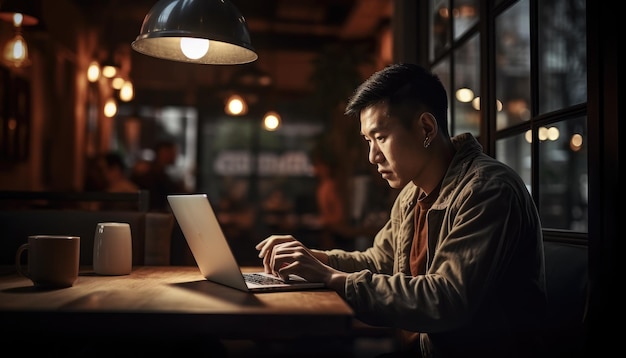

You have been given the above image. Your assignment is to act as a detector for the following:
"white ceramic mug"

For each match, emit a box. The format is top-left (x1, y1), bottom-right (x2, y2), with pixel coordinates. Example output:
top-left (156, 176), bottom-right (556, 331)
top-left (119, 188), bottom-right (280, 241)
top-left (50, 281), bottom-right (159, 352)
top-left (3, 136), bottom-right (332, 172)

top-left (15, 235), bottom-right (81, 289)
top-left (93, 222), bottom-right (132, 275)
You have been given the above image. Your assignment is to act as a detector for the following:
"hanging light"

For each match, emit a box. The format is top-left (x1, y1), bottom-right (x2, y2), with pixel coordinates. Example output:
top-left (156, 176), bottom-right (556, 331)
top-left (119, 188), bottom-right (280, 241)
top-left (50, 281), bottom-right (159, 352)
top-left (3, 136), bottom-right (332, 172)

top-left (263, 111), bottom-right (281, 131)
top-left (0, 0), bottom-right (40, 26)
top-left (2, 15), bottom-right (29, 67)
top-left (2, 28), bottom-right (29, 67)
top-left (131, 0), bottom-right (258, 65)
top-left (104, 98), bottom-right (118, 118)
top-left (87, 61), bottom-right (101, 82)
top-left (0, 0), bottom-right (41, 68)
top-left (101, 60), bottom-right (119, 79)
top-left (111, 76), bottom-right (125, 90)
top-left (225, 94), bottom-right (247, 116)
top-left (119, 81), bottom-right (134, 102)
top-left (101, 50), bottom-right (121, 79)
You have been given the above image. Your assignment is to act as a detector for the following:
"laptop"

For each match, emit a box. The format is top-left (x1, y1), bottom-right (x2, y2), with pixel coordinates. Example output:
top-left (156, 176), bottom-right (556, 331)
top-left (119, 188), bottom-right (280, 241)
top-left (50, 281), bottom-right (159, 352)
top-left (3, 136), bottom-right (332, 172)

top-left (167, 194), bottom-right (325, 292)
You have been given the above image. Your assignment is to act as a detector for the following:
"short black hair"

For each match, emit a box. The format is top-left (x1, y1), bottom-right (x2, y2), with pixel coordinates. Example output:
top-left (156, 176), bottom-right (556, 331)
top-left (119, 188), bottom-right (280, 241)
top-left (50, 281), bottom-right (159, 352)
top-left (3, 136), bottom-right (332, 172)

top-left (344, 63), bottom-right (449, 135)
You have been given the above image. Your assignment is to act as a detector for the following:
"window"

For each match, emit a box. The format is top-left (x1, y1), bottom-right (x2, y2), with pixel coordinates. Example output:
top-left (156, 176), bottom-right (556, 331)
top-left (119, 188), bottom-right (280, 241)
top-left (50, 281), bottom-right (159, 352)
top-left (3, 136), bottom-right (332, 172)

top-left (427, 0), bottom-right (587, 236)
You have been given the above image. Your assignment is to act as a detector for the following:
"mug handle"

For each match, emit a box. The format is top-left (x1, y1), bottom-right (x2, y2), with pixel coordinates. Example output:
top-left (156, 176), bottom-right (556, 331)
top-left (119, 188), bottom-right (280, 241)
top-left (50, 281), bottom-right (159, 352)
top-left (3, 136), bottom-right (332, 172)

top-left (15, 243), bottom-right (31, 279)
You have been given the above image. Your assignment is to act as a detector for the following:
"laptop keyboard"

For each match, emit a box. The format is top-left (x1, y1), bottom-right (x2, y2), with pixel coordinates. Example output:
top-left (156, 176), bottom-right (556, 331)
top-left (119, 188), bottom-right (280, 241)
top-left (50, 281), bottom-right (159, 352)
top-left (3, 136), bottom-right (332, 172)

top-left (244, 273), bottom-right (285, 285)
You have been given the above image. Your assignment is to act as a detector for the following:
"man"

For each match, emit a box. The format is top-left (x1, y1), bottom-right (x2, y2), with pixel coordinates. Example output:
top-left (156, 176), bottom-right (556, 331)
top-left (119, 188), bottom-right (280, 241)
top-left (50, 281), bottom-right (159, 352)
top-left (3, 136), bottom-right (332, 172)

top-left (256, 63), bottom-right (547, 357)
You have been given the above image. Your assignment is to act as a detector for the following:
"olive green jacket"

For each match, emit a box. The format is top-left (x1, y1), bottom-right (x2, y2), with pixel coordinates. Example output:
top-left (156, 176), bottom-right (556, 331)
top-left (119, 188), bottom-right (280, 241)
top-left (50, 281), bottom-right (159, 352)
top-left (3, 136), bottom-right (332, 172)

top-left (319, 133), bottom-right (547, 357)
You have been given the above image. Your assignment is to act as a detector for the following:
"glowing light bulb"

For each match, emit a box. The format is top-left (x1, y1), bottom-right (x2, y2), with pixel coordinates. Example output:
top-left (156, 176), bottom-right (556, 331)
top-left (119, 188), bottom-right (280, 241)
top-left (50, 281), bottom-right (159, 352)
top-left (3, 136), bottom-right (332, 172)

top-left (104, 99), bottom-right (118, 118)
top-left (102, 64), bottom-right (117, 78)
top-left (263, 111), bottom-right (281, 131)
top-left (12, 13), bottom-right (23, 27)
top-left (3, 33), bottom-right (27, 63)
top-left (112, 77), bottom-right (125, 89)
top-left (87, 61), bottom-right (100, 82)
top-left (225, 95), bottom-right (247, 116)
top-left (180, 37), bottom-right (209, 60)
top-left (120, 81), bottom-right (134, 102)
top-left (455, 87), bottom-right (474, 103)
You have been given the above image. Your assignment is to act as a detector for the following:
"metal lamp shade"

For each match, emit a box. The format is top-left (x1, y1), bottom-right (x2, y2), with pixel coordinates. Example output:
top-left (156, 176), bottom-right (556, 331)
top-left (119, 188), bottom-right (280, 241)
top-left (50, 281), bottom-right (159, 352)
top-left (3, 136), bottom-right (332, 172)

top-left (131, 0), bottom-right (258, 65)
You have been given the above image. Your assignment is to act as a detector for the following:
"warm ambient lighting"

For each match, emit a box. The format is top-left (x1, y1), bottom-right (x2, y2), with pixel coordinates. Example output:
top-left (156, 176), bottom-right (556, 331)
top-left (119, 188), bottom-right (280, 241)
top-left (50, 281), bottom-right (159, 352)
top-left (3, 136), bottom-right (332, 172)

top-left (101, 50), bottom-right (121, 79)
top-left (180, 37), bottom-right (210, 59)
top-left (471, 97), bottom-right (503, 112)
top-left (111, 77), bottom-right (125, 90)
top-left (570, 133), bottom-right (583, 152)
top-left (455, 87), bottom-right (474, 103)
top-left (119, 81), bottom-right (134, 102)
top-left (263, 111), bottom-right (281, 131)
top-left (104, 99), bottom-right (118, 118)
top-left (101, 63), bottom-right (118, 79)
top-left (225, 94), bottom-right (247, 116)
top-left (0, 0), bottom-right (41, 68)
top-left (1, 13), bottom-right (29, 67)
top-left (87, 61), bottom-right (100, 82)
top-left (0, 0), bottom-right (40, 26)
top-left (131, 0), bottom-right (258, 65)
top-left (525, 127), bottom-right (562, 143)
top-left (2, 30), bottom-right (28, 67)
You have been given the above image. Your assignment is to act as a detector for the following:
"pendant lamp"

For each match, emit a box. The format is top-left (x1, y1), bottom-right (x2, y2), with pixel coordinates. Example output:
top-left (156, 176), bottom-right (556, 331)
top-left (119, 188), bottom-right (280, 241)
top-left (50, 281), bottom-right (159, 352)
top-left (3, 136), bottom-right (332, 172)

top-left (0, 0), bottom-right (41, 67)
top-left (0, 0), bottom-right (40, 26)
top-left (131, 0), bottom-right (258, 65)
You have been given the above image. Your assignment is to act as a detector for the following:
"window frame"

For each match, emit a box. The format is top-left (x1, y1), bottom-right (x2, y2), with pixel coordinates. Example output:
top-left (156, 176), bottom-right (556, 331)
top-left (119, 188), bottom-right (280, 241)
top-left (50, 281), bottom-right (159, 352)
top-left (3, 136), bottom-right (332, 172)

top-left (423, 0), bottom-right (588, 243)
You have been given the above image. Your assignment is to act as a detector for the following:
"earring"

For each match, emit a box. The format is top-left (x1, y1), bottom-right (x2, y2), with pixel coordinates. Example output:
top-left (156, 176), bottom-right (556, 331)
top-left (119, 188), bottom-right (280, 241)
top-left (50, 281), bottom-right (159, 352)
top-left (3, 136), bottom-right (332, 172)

top-left (423, 136), bottom-right (430, 148)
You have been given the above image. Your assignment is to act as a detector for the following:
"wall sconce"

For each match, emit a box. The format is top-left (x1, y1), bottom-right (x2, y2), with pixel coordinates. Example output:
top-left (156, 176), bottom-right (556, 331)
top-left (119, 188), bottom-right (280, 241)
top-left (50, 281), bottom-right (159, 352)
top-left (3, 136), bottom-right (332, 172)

top-left (131, 0), bottom-right (257, 64)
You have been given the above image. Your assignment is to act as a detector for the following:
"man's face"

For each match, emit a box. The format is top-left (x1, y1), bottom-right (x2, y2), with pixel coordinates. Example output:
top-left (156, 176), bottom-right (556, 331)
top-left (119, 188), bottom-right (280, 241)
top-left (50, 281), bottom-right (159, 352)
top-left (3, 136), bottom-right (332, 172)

top-left (360, 102), bottom-right (425, 189)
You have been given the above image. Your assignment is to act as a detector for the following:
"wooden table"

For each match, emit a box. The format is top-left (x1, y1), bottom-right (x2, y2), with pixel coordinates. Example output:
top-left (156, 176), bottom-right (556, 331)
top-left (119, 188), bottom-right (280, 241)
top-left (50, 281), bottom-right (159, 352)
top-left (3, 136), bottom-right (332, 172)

top-left (0, 265), bottom-right (354, 341)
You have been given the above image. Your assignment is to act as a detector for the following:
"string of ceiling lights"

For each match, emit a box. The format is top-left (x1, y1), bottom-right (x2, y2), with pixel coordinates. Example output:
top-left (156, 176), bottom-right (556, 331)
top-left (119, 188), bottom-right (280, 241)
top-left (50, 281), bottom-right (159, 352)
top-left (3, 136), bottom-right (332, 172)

top-left (0, 0), bottom-right (134, 119)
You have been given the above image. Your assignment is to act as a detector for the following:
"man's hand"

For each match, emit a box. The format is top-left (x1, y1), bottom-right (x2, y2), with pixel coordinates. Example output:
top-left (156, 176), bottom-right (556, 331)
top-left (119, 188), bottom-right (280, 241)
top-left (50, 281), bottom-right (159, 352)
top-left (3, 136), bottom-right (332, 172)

top-left (255, 235), bottom-right (347, 293)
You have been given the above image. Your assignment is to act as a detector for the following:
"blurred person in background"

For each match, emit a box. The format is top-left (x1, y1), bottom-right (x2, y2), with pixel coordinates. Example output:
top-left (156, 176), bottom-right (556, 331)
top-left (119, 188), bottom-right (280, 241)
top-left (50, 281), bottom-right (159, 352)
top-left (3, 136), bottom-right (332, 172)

top-left (83, 152), bottom-right (140, 211)
top-left (310, 151), bottom-right (352, 250)
top-left (100, 152), bottom-right (139, 194)
top-left (133, 140), bottom-right (188, 212)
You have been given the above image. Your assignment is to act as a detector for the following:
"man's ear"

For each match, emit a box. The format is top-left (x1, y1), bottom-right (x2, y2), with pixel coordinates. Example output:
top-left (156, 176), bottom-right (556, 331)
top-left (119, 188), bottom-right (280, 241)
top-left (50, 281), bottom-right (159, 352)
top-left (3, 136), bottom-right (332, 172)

top-left (418, 112), bottom-right (438, 139)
